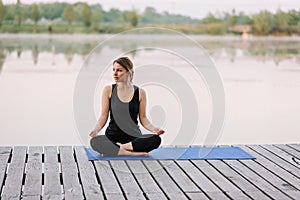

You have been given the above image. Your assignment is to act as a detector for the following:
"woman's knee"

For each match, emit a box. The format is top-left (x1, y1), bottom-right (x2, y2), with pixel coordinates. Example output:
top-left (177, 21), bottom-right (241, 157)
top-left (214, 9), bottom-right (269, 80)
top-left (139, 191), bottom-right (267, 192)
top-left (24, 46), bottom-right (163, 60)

top-left (152, 135), bottom-right (161, 148)
top-left (90, 135), bottom-right (106, 148)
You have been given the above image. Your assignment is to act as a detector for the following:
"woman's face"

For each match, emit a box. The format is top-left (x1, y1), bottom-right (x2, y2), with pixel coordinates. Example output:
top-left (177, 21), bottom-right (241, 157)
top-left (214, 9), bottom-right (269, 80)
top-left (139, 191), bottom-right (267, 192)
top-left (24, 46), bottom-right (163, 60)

top-left (113, 62), bottom-right (128, 83)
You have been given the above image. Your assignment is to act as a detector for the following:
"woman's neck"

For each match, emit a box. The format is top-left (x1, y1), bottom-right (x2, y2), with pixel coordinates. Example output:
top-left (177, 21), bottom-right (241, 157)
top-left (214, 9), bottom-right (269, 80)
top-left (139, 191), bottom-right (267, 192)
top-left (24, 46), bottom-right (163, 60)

top-left (117, 82), bottom-right (132, 89)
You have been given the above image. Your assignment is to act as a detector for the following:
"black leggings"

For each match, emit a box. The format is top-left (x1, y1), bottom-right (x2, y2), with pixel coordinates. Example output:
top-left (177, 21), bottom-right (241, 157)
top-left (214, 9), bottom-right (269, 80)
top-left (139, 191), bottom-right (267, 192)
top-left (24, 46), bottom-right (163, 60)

top-left (90, 134), bottom-right (161, 156)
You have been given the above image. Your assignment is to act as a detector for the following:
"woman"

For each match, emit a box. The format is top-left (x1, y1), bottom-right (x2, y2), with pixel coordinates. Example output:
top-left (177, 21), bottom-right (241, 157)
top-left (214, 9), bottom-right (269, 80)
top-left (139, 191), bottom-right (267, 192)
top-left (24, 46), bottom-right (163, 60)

top-left (89, 57), bottom-right (165, 156)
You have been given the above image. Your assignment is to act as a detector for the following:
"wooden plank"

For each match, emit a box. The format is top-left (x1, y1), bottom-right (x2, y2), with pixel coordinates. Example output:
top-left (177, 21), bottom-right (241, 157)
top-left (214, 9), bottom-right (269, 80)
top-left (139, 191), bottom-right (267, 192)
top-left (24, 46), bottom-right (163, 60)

top-left (22, 146), bottom-right (43, 199)
top-left (247, 146), bottom-right (300, 187)
top-left (176, 160), bottom-right (229, 199)
top-left (191, 160), bottom-right (249, 199)
top-left (225, 159), bottom-right (292, 200)
top-left (145, 192), bottom-right (169, 200)
top-left (186, 192), bottom-right (209, 200)
top-left (278, 144), bottom-right (300, 174)
top-left (276, 144), bottom-right (300, 159)
top-left (109, 160), bottom-right (144, 199)
top-left (93, 160), bottom-right (123, 196)
top-left (208, 160), bottom-right (268, 199)
top-left (59, 146), bottom-right (84, 200)
top-left (253, 145), bottom-right (300, 178)
top-left (1, 146), bottom-right (27, 200)
top-left (143, 160), bottom-right (188, 199)
top-left (159, 160), bottom-right (200, 193)
top-left (0, 147), bottom-right (12, 195)
top-left (44, 146), bottom-right (63, 200)
top-left (226, 192), bottom-right (251, 199)
top-left (242, 145), bottom-right (300, 199)
top-left (22, 196), bottom-right (40, 200)
top-left (231, 146), bottom-right (296, 199)
top-left (126, 160), bottom-right (167, 199)
top-left (288, 144), bottom-right (300, 152)
top-left (4, 144), bottom-right (300, 200)
top-left (284, 190), bottom-right (300, 199)
top-left (206, 192), bottom-right (231, 199)
top-left (126, 193), bottom-right (146, 200)
top-left (105, 193), bottom-right (126, 200)
top-left (245, 191), bottom-right (277, 200)
top-left (74, 146), bottom-right (103, 200)
top-left (261, 145), bottom-right (300, 173)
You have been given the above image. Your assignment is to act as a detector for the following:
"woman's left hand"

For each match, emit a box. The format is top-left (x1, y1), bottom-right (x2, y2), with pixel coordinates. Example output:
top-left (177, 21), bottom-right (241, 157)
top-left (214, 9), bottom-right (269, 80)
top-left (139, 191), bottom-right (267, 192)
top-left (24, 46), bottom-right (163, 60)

top-left (155, 129), bottom-right (165, 135)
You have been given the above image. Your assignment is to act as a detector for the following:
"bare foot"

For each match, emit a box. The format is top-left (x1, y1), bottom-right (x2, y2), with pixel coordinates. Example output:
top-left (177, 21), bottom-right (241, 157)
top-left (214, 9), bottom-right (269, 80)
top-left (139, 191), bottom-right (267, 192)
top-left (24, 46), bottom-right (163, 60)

top-left (117, 142), bottom-right (133, 151)
top-left (118, 147), bottom-right (149, 157)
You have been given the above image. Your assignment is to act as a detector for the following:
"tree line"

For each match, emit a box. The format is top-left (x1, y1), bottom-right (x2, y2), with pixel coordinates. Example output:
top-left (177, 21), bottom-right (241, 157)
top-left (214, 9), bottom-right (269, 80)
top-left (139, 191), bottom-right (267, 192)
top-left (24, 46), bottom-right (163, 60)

top-left (0, 1), bottom-right (299, 35)
top-left (0, 2), bottom-right (198, 27)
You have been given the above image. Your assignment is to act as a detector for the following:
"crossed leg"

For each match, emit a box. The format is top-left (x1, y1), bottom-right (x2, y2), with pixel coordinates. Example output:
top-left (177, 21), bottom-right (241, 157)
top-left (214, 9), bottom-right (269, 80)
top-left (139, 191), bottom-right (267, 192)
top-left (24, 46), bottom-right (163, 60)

top-left (117, 144), bottom-right (149, 156)
top-left (117, 134), bottom-right (161, 156)
top-left (91, 134), bottom-right (162, 157)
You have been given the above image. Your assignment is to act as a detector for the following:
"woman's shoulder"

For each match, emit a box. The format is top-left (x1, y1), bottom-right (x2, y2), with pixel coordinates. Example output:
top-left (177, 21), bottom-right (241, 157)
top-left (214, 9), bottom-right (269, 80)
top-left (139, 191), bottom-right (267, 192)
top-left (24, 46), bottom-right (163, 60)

top-left (138, 87), bottom-right (145, 93)
top-left (103, 85), bottom-right (113, 97)
top-left (137, 86), bottom-right (146, 100)
top-left (135, 84), bottom-right (144, 92)
top-left (103, 84), bottom-right (112, 91)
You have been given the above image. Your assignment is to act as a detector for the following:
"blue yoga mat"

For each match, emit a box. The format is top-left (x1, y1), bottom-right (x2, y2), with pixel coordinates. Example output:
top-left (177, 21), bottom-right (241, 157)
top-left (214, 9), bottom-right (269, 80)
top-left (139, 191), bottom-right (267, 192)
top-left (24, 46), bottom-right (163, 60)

top-left (85, 146), bottom-right (255, 160)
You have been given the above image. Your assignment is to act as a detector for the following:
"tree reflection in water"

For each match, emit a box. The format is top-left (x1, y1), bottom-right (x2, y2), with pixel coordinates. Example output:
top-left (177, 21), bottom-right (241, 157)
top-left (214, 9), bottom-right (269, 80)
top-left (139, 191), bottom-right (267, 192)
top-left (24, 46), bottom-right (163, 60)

top-left (0, 35), bottom-right (299, 73)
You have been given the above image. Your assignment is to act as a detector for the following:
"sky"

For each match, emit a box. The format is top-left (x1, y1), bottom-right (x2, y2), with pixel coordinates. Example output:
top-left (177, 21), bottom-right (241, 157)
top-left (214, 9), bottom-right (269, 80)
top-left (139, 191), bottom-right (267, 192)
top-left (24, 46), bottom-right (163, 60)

top-left (3, 0), bottom-right (300, 19)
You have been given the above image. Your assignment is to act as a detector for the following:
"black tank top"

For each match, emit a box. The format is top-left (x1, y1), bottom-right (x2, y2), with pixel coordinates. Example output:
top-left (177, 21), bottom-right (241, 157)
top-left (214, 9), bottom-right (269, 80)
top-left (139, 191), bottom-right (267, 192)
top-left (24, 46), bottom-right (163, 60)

top-left (105, 84), bottom-right (142, 138)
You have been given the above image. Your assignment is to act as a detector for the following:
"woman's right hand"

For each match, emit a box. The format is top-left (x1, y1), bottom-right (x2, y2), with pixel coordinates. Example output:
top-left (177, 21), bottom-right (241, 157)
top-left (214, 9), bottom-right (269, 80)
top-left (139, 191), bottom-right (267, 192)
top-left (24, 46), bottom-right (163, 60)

top-left (89, 130), bottom-right (98, 137)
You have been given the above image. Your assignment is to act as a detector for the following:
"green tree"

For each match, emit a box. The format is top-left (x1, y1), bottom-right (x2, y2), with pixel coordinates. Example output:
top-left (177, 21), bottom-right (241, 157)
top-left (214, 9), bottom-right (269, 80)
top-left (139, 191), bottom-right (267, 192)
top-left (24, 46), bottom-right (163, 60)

top-left (224, 9), bottom-right (238, 26)
top-left (123, 9), bottom-right (138, 26)
top-left (91, 9), bottom-right (102, 29)
top-left (39, 3), bottom-right (68, 20)
top-left (102, 8), bottom-right (123, 23)
top-left (274, 9), bottom-right (289, 33)
top-left (3, 6), bottom-right (14, 21)
top-left (16, 0), bottom-right (22, 26)
top-left (287, 10), bottom-right (300, 25)
top-left (141, 7), bottom-right (159, 24)
top-left (81, 3), bottom-right (92, 27)
top-left (205, 23), bottom-right (226, 35)
top-left (252, 10), bottom-right (275, 35)
top-left (287, 10), bottom-right (300, 34)
top-left (201, 12), bottom-right (222, 24)
top-left (236, 12), bottom-right (252, 25)
top-left (0, 0), bottom-right (4, 26)
top-left (297, 22), bottom-right (300, 33)
top-left (63, 5), bottom-right (74, 27)
top-left (72, 3), bottom-right (82, 22)
top-left (31, 3), bottom-right (39, 26)
top-left (0, 42), bottom-right (5, 73)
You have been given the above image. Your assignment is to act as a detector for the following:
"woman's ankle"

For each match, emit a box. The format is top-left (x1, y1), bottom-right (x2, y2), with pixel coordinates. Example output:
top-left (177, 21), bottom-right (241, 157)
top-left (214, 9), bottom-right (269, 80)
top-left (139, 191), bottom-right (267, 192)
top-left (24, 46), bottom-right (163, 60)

top-left (122, 142), bottom-right (133, 151)
top-left (118, 148), bottom-right (149, 156)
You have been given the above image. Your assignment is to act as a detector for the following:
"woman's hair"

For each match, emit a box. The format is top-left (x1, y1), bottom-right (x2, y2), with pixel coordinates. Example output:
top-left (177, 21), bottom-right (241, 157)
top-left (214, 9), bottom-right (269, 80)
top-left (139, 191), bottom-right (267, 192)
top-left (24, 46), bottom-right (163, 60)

top-left (113, 57), bottom-right (134, 82)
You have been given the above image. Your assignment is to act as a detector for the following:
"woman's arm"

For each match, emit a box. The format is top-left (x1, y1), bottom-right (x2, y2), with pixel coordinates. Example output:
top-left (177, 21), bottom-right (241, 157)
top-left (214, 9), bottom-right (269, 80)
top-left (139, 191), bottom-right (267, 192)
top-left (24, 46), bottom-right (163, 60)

top-left (89, 85), bottom-right (111, 137)
top-left (139, 88), bottom-right (165, 135)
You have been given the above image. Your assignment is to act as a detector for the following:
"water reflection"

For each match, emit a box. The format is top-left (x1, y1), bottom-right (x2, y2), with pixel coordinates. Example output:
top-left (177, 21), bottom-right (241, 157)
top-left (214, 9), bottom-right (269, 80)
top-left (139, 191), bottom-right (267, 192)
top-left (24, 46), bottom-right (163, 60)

top-left (0, 35), bottom-right (299, 74)
top-left (0, 42), bottom-right (4, 73)
top-left (64, 45), bottom-right (74, 64)
top-left (1, 35), bottom-right (300, 145)
top-left (32, 44), bottom-right (39, 65)
top-left (202, 39), bottom-right (300, 65)
top-left (17, 44), bottom-right (22, 58)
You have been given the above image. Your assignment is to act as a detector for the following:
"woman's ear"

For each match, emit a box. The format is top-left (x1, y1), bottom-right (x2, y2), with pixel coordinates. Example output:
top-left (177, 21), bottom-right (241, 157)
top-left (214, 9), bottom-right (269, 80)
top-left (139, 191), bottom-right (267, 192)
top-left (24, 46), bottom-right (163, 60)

top-left (126, 71), bottom-right (132, 83)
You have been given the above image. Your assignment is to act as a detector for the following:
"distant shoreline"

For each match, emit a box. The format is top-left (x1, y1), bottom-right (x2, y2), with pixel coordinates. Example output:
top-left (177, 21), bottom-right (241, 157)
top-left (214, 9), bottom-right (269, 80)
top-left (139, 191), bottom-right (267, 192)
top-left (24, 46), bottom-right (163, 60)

top-left (1, 32), bottom-right (300, 41)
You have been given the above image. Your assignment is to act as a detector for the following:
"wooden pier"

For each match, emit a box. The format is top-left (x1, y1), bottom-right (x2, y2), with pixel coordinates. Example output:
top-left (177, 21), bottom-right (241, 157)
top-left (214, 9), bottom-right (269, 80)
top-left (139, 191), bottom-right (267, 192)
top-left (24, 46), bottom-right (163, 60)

top-left (0, 144), bottom-right (299, 199)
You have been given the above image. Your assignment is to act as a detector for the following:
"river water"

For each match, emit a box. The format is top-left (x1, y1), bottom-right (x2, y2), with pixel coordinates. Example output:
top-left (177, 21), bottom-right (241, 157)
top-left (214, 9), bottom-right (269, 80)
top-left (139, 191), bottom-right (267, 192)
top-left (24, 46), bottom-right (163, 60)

top-left (0, 33), bottom-right (299, 146)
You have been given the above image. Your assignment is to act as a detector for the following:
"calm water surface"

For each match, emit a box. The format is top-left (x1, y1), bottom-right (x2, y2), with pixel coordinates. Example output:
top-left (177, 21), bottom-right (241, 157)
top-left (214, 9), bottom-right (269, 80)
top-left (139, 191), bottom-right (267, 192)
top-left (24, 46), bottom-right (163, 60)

top-left (0, 34), bottom-right (299, 146)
